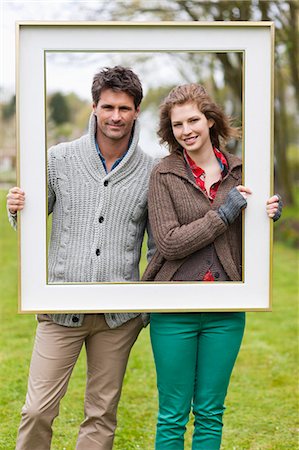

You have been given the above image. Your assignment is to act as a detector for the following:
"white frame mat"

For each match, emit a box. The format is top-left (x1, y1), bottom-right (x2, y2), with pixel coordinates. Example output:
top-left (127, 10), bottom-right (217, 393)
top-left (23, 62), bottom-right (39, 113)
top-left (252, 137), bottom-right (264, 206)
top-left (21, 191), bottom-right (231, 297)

top-left (16, 22), bottom-right (274, 313)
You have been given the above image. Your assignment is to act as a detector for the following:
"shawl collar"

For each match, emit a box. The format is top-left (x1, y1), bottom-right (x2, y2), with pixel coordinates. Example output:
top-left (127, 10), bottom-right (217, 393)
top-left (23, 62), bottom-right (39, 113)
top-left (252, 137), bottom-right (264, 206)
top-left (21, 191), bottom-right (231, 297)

top-left (78, 113), bottom-right (142, 182)
top-left (156, 149), bottom-right (242, 183)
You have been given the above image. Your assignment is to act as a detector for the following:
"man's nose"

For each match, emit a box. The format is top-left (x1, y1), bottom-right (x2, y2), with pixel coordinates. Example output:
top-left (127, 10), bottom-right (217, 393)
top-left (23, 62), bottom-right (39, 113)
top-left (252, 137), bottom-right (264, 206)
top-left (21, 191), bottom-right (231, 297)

top-left (111, 109), bottom-right (121, 121)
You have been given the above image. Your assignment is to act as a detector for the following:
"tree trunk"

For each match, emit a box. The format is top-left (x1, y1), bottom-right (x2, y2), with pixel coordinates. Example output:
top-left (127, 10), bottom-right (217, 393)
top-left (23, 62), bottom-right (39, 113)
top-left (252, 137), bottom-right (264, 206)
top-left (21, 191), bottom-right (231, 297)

top-left (275, 62), bottom-right (294, 204)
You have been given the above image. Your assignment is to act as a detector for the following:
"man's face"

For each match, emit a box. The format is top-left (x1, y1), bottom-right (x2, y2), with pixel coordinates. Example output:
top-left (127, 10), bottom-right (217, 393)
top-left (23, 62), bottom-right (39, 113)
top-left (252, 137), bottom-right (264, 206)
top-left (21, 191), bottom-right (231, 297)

top-left (93, 88), bottom-right (140, 143)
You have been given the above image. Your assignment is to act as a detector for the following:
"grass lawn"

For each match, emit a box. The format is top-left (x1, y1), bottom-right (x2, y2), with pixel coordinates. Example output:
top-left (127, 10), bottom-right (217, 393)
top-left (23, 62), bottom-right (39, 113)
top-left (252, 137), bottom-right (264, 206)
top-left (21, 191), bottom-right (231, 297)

top-left (0, 189), bottom-right (298, 449)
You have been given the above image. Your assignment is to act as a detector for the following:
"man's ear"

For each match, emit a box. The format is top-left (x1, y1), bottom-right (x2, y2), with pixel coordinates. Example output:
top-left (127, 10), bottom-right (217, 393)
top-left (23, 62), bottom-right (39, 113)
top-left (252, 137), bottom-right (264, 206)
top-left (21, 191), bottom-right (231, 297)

top-left (92, 103), bottom-right (97, 113)
top-left (135, 106), bottom-right (140, 119)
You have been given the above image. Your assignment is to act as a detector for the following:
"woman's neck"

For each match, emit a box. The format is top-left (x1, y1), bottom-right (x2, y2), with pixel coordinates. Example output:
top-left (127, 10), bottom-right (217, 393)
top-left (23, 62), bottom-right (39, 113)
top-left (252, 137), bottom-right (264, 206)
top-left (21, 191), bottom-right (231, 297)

top-left (186, 145), bottom-right (216, 171)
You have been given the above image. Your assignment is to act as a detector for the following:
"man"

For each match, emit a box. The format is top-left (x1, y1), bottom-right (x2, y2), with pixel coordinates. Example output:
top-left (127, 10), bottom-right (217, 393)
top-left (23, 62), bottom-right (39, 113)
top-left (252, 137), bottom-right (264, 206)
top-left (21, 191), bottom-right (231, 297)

top-left (7, 66), bottom-right (155, 450)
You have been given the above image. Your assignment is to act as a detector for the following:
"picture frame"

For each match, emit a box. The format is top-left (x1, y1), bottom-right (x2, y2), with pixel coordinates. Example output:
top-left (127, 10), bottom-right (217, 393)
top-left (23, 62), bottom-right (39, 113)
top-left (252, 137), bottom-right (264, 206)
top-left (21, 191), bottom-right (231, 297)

top-left (16, 21), bottom-right (274, 313)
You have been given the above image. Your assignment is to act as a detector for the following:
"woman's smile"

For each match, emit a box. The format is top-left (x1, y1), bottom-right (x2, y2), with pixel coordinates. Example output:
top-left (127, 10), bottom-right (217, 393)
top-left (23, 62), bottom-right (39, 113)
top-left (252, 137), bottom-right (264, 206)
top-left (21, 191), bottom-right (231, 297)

top-left (184, 135), bottom-right (198, 145)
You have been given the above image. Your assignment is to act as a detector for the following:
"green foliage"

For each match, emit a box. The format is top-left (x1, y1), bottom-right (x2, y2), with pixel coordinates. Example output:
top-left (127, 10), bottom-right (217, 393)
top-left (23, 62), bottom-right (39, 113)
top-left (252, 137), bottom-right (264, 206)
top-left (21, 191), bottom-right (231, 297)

top-left (287, 144), bottom-right (299, 188)
top-left (274, 189), bottom-right (299, 248)
top-left (275, 218), bottom-right (299, 248)
top-left (0, 190), bottom-right (298, 449)
top-left (0, 170), bottom-right (16, 185)
top-left (142, 85), bottom-right (176, 111)
top-left (52, 122), bottom-right (74, 141)
top-left (49, 92), bottom-right (71, 125)
top-left (46, 92), bottom-right (90, 147)
top-left (2, 95), bottom-right (16, 121)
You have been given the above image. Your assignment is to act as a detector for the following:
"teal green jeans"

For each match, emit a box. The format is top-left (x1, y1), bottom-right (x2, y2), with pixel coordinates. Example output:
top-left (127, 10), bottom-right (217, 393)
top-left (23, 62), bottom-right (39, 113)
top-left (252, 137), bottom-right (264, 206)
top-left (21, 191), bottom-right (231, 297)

top-left (150, 312), bottom-right (245, 450)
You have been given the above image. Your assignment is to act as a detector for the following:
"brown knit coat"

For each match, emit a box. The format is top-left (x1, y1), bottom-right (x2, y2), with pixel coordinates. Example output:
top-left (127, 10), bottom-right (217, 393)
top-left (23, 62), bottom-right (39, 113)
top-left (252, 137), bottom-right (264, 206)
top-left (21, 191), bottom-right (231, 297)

top-left (142, 149), bottom-right (243, 282)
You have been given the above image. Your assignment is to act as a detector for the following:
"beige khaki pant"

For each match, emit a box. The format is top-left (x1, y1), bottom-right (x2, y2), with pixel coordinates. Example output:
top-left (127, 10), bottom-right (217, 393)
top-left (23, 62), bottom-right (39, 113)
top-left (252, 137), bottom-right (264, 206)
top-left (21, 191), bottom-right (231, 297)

top-left (16, 314), bottom-right (143, 450)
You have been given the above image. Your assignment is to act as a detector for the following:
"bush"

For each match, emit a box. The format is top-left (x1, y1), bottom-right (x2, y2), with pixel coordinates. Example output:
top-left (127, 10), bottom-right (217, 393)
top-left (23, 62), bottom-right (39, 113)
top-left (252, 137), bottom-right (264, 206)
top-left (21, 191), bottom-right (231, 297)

top-left (274, 218), bottom-right (299, 248)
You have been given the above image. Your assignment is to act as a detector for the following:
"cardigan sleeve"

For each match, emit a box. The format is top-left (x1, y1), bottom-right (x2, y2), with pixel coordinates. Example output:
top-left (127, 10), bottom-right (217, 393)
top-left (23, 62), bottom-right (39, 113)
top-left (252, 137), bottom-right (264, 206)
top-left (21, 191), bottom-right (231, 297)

top-left (145, 218), bottom-right (156, 263)
top-left (6, 150), bottom-right (56, 231)
top-left (148, 168), bottom-right (228, 261)
top-left (47, 148), bottom-right (56, 215)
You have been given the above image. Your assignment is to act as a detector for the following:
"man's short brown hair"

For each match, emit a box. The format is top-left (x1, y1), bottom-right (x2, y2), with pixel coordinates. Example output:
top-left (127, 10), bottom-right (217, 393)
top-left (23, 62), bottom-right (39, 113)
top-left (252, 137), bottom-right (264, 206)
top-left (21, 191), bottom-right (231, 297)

top-left (92, 66), bottom-right (143, 109)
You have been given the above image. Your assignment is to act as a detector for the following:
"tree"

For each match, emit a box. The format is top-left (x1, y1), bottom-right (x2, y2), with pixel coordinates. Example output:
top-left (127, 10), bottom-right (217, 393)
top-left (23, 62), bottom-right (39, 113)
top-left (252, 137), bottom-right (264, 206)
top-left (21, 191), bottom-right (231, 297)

top-left (49, 92), bottom-right (70, 125)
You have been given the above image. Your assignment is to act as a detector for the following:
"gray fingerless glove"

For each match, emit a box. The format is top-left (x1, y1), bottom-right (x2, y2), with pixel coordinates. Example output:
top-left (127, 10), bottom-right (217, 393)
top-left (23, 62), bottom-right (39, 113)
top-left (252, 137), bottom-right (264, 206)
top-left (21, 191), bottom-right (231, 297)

top-left (7, 204), bottom-right (17, 231)
top-left (218, 187), bottom-right (247, 225)
top-left (273, 194), bottom-right (283, 222)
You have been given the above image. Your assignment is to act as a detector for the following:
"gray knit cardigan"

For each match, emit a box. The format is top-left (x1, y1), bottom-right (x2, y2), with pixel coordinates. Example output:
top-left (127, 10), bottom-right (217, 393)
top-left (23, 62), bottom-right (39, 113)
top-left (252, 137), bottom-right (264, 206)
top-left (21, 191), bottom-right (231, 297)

top-left (9, 114), bottom-right (155, 328)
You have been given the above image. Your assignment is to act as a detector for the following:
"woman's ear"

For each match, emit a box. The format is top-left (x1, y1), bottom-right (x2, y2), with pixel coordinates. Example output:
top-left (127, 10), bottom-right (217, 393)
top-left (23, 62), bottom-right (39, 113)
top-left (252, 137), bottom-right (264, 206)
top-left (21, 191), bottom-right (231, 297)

top-left (208, 119), bottom-right (215, 128)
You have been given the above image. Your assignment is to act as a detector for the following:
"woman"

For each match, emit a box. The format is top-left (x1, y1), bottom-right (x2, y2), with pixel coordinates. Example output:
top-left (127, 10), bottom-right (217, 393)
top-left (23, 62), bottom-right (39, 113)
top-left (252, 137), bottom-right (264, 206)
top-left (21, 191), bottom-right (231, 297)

top-left (142, 84), bottom-right (281, 449)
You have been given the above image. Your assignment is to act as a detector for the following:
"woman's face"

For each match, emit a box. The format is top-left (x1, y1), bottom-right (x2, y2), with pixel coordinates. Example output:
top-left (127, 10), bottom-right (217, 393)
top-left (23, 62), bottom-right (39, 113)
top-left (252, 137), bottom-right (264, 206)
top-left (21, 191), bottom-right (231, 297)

top-left (170, 102), bottom-right (214, 156)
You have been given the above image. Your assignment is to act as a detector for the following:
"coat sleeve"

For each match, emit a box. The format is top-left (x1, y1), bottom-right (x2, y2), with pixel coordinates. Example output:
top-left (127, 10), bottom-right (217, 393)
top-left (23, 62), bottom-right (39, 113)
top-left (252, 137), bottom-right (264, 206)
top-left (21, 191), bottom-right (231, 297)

top-left (148, 168), bottom-right (228, 261)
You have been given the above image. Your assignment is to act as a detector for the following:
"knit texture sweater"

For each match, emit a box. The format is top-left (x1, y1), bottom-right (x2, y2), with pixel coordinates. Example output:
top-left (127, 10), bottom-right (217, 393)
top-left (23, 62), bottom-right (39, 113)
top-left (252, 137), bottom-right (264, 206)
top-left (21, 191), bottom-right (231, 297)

top-left (9, 114), bottom-right (155, 328)
top-left (142, 149), bottom-right (243, 283)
